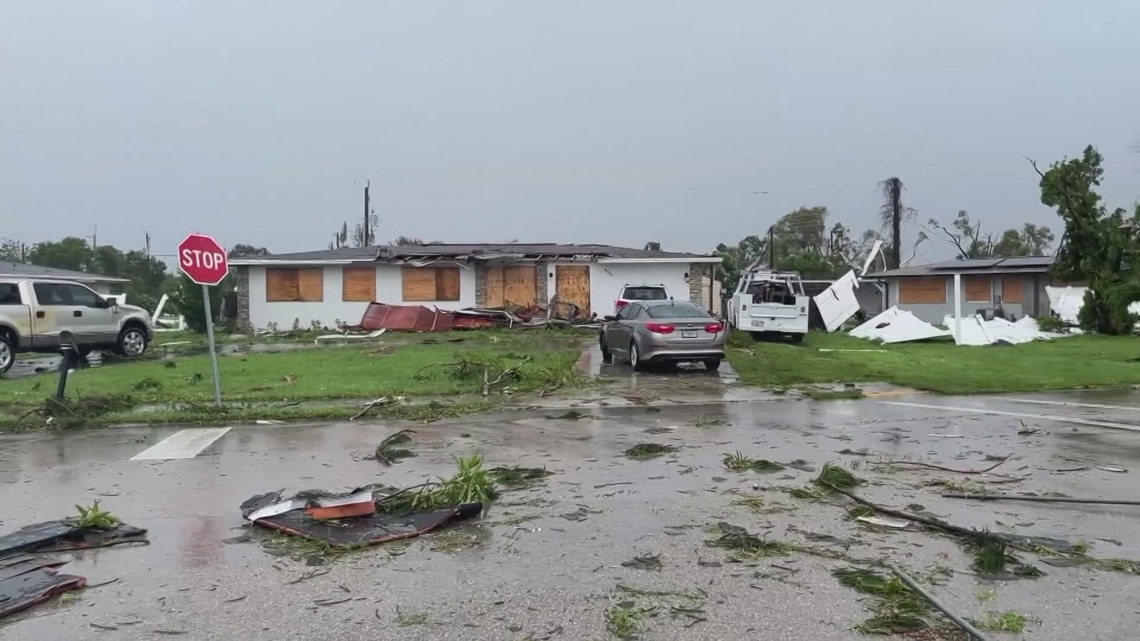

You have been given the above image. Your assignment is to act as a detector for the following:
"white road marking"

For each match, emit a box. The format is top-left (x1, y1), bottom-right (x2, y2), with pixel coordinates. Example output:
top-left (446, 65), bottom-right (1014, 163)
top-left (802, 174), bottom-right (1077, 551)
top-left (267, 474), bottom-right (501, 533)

top-left (130, 427), bottom-right (232, 460)
top-left (996, 397), bottom-right (1140, 412)
top-left (879, 401), bottom-right (1140, 434)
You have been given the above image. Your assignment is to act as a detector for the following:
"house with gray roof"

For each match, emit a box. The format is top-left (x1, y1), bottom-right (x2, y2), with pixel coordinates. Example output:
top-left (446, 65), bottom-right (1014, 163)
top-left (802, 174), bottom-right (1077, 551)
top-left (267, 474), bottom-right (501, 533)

top-left (864, 255), bottom-right (1077, 323)
top-left (228, 243), bottom-right (723, 331)
top-left (0, 262), bottom-right (128, 295)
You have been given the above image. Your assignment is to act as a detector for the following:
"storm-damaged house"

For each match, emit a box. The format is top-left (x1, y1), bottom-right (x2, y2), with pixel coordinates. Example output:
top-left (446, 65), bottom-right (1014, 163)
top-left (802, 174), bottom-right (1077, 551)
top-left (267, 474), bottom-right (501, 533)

top-left (863, 255), bottom-right (1076, 324)
top-left (228, 243), bottom-right (723, 331)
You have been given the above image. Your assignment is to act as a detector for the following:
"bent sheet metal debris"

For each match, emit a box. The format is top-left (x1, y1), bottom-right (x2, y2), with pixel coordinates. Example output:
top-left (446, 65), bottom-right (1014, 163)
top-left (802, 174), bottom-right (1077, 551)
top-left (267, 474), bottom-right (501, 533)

top-left (241, 488), bottom-right (483, 548)
top-left (0, 518), bottom-right (148, 620)
top-left (848, 306), bottom-right (950, 343)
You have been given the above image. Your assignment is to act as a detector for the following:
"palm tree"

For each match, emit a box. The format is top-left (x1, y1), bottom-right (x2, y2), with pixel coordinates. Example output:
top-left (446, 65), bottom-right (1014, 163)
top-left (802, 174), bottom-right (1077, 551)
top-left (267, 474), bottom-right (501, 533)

top-left (878, 177), bottom-right (916, 268)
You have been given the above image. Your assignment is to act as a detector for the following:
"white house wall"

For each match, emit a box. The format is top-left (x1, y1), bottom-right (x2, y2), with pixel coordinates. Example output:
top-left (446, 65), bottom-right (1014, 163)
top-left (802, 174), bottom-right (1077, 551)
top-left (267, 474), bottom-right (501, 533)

top-left (246, 264), bottom-right (477, 330)
top-left (578, 262), bottom-right (692, 316)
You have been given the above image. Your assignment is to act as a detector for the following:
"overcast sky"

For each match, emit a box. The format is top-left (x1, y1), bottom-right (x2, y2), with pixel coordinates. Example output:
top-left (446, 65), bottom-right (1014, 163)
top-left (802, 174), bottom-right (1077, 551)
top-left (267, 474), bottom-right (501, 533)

top-left (3, 1), bottom-right (1138, 261)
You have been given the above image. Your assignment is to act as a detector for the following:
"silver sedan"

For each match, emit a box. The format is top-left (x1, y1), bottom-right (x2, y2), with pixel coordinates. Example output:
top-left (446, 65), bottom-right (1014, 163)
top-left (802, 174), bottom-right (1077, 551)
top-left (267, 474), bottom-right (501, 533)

top-left (599, 299), bottom-right (726, 371)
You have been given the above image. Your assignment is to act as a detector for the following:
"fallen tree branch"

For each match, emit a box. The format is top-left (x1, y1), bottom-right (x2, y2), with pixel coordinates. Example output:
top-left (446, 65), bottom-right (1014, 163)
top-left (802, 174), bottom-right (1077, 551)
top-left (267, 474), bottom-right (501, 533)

top-left (819, 481), bottom-right (984, 540)
top-left (351, 396), bottom-right (393, 421)
top-left (941, 493), bottom-right (1140, 506)
top-left (886, 564), bottom-right (992, 641)
top-left (374, 428), bottom-right (416, 465)
top-left (483, 356), bottom-right (530, 396)
top-left (877, 456), bottom-right (1010, 475)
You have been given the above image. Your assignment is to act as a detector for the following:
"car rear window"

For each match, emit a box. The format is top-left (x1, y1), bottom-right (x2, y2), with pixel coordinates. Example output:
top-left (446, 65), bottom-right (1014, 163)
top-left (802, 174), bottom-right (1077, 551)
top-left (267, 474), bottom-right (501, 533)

top-left (645, 303), bottom-right (709, 319)
top-left (623, 287), bottom-right (667, 301)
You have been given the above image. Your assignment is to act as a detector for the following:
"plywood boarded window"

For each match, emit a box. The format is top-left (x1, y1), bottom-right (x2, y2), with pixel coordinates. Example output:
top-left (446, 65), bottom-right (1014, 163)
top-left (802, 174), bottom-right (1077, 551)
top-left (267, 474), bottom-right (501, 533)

top-left (555, 265), bottom-right (591, 316)
top-left (342, 266), bottom-right (376, 302)
top-left (1001, 276), bottom-right (1024, 304)
top-left (503, 266), bottom-right (536, 307)
top-left (401, 266), bottom-right (461, 302)
top-left (898, 277), bottom-right (946, 304)
top-left (963, 276), bottom-right (991, 302)
top-left (266, 268), bottom-right (324, 302)
top-left (485, 266), bottom-right (505, 307)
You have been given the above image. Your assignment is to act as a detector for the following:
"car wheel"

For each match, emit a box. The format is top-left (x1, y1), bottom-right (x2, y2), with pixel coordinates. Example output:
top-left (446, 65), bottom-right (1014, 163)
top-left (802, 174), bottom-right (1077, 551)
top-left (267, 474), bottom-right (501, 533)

top-left (629, 341), bottom-right (646, 372)
top-left (117, 326), bottom-right (149, 357)
top-left (704, 358), bottom-right (722, 371)
top-left (0, 334), bottom-right (14, 374)
top-left (599, 333), bottom-right (612, 362)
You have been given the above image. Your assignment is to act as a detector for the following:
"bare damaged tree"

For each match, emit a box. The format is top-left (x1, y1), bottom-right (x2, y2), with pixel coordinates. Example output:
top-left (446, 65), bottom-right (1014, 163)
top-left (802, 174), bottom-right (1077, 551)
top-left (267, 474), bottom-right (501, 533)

top-left (928, 210), bottom-right (990, 259)
top-left (877, 177), bottom-right (915, 268)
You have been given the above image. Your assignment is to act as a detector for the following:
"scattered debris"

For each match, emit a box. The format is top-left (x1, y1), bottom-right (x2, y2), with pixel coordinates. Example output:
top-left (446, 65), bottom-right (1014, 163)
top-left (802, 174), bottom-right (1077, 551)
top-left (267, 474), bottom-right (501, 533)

top-left (877, 456), bottom-right (1010, 475)
top-left (351, 396), bottom-right (401, 421)
top-left (854, 515), bottom-right (909, 530)
top-left (814, 270), bottom-right (861, 332)
top-left (940, 493), bottom-right (1140, 506)
top-left (488, 466), bottom-right (553, 488)
top-left (605, 602), bottom-right (645, 639)
top-left (374, 429), bottom-right (417, 465)
top-left (242, 456), bottom-right (496, 551)
top-left (1097, 465), bottom-right (1128, 473)
top-left (693, 415), bottom-right (729, 428)
top-left (624, 443), bottom-right (679, 460)
top-left (722, 452), bottom-right (785, 473)
top-left (705, 522), bottom-right (790, 560)
top-left (849, 306), bottom-right (950, 344)
top-left (970, 611), bottom-right (1028, 633)
top-left (621, 553), bottom-right (664, 571)
top-left (816, 463), bottom-right (863, 489)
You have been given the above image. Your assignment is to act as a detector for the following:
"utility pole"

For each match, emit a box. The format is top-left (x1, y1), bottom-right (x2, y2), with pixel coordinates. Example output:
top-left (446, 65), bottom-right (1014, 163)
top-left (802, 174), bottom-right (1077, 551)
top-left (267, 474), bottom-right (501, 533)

top-left (145, 232), bottom-right (151, 258)
top-left (90, 224), bottom-right (98, 250)
top-left (363, 180), bottom-right (371, 246)
top-left (768, 225), bottom-right (775, 269)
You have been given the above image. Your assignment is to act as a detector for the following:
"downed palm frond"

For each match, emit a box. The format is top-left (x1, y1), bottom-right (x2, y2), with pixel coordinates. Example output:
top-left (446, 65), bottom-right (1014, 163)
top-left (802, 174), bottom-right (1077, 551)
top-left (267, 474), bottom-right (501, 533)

top-left (832, 568), bottom-right (936, 635)
top-left (605, 602), bottom-right (646, 639)
top-left (375, 429), bottom-right (417, 465)
top-left (375, 453), bottom-right (498, 514)
top-left (816, 463), bottom-right (863, 489)
top-left (488, 466), bottom-right (553, 488)
top-left (704, 522), bottom-right (791, 560)
top-left (624, 443), bottom-right (679, 460)
top-left (722, 452), bottom-right (785, 473)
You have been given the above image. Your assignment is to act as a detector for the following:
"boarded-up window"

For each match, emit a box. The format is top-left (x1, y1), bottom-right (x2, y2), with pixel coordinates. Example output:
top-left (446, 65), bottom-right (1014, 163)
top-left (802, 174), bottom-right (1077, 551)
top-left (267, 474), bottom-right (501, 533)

top-left (898, 277), bottom-right (946, 304)
top-left (963, 276), bottom-right (991, 302)
top-left (503, 266), bottom-right (536, 307)
top-left (1001, 276), bottom-right (1024, 304)
top-left (342, 266), bottom-right (376, 302)
top-left (266, 268), bottom-right (324, 302)
top-left (485, 266), bottom-right (505, 307)
top-left (556, 265), bottom-right (591, 316)
top-left (401, 267), bottom-right (461, 302)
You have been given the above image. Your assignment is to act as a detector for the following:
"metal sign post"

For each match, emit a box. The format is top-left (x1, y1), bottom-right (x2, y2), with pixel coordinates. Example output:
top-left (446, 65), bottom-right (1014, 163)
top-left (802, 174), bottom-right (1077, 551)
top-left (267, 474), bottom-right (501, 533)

top-left (177, 233), bottom-right (230, 408)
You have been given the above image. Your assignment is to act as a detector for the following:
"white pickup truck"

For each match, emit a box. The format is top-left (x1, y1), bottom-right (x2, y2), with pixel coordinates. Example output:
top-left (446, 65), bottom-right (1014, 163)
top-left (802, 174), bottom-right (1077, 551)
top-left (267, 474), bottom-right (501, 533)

top-left (727, 269), bottom-right (810, 342)
top-left (0, 278), bottom-right (153, 374)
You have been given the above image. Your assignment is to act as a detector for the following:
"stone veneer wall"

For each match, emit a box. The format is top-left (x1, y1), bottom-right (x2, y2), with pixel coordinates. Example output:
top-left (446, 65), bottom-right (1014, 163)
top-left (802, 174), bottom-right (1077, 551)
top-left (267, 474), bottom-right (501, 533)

top-left (688, 263), bottom-right (706, 304)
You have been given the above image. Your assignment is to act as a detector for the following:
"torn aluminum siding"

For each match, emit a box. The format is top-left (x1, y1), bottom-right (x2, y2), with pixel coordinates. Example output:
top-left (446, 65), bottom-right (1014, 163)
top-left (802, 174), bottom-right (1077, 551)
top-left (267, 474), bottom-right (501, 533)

top-left (849, 306), bottom-right (950, 343)
top-left (943, 314), bottom-right (1052, 346)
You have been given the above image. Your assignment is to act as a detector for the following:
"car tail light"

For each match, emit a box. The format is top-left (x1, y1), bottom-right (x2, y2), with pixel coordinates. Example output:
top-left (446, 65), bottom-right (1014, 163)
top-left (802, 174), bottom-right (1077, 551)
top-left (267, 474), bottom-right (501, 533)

top-left (705, 322), bottom-right (725, 333)
top-left (645, 323), bottom-right (674, 334)
top-left (615, 300), bottom-right (629, 309)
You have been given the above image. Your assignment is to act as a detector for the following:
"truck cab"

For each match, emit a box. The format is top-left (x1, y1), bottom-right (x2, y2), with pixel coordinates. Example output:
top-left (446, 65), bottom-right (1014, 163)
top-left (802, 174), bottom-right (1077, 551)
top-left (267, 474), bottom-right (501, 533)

top-left (0, 279), bottom-right (153, 374)
top-left (727, 269), bottom-right (810, 342)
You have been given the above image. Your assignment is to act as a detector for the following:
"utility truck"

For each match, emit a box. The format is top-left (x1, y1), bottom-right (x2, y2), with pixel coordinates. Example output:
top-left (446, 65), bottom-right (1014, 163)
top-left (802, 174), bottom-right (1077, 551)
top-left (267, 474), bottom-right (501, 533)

top-left (726, 269), bottom-right (810, 342)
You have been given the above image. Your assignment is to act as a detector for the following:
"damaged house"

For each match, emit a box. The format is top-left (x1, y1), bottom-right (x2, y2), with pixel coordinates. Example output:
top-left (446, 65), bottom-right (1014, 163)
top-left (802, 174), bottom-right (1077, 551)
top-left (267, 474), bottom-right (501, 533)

top-left (864, 256), bottom-right (1080, 324)
top-left (229, 243), bottom-right (723, 331)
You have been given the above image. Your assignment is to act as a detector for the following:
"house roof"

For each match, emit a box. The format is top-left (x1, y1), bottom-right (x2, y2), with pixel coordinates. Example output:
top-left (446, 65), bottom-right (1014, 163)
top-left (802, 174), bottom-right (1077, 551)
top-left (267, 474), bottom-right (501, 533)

top-left (865, 255), bottom-right (1055, 278)
top-left (0, 261), bottom-right (129, 283)
top-left (229, 243), bottom-right (722, 266)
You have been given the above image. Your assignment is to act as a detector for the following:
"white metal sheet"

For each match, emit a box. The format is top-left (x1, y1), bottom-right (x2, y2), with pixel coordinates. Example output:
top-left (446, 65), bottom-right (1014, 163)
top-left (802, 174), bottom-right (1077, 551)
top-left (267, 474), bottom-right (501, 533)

top-left (131, 427), bottom-right (232, 460)
top-left (849, 306), bottom-right (949, 343)
top-left (813, 270), bottom-right (860, 332)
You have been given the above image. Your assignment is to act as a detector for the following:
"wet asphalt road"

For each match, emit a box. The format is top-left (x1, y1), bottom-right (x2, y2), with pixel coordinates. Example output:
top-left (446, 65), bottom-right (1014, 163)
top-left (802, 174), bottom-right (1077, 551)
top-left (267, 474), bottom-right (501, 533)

top-left (3, 387), bottom-right (1140, 640)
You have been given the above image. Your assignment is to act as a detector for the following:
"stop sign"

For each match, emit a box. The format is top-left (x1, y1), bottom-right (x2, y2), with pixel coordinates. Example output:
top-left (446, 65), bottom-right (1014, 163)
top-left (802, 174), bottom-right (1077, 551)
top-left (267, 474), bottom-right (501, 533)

top-left (178, 233), bottom-right (229, 286)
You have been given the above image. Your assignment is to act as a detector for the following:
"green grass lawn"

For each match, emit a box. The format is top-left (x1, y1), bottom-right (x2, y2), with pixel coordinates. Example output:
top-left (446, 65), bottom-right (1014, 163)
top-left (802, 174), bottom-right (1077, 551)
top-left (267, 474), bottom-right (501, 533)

top-left (726, 331), bottom-right (1140, 394)
top-left (1, 330), bottom-right (587, 428)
